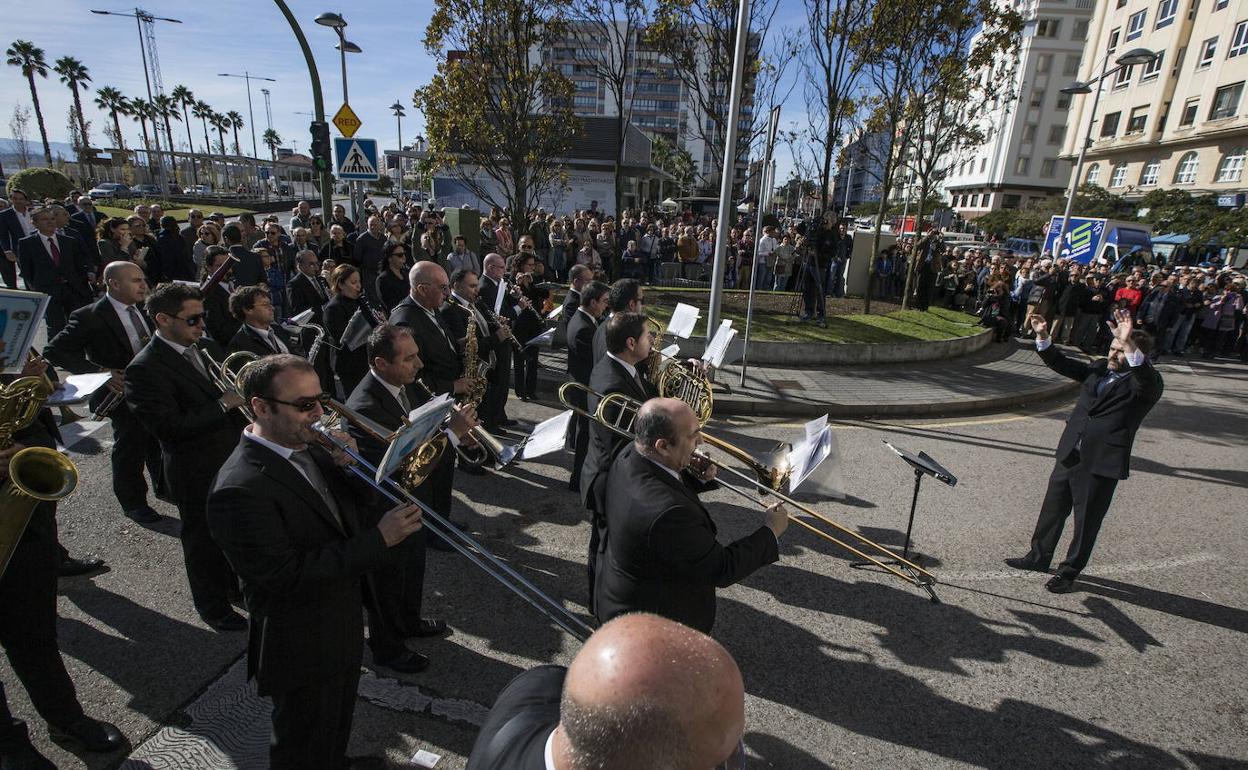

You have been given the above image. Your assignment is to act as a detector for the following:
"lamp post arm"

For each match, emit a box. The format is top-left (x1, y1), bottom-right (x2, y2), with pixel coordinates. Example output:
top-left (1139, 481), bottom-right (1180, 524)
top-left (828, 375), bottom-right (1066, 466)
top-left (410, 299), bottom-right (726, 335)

top-left (1055, 54), bottom-right (1115, 260)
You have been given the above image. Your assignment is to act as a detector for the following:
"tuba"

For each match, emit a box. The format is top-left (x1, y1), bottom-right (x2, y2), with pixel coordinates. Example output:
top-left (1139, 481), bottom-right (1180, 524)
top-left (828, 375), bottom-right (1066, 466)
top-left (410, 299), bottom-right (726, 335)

top-left (0, 377), bottom-right (80, 579)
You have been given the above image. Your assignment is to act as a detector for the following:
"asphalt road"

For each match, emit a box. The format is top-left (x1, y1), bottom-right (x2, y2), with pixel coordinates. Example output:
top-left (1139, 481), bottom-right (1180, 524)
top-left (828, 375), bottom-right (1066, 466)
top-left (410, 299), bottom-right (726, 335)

top-left (5, 355), bottom-right (1246, 769)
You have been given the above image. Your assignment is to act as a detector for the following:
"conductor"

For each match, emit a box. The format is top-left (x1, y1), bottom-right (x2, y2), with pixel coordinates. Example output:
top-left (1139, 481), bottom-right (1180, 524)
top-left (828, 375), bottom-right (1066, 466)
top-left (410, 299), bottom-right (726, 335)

top-left (594, 397), bottom-right (788, 633)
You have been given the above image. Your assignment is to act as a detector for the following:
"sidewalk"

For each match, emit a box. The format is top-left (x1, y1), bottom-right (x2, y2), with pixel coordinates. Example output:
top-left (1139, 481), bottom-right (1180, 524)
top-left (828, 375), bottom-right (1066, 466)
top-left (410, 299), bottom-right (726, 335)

top-left (536, 339), bottom-right (1078, 419)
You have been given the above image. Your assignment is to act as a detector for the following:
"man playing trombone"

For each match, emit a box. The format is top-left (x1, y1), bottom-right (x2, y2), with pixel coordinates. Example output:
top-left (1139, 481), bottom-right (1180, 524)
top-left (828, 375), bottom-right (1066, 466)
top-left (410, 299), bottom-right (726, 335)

top-left (595, 398), bottom-right (788, 634)
top-left (206, 354), bottom-right (424, 770)
top-left (124, 282), bottom-right (246, 632)
top-left (44, 261), bottom-right (165, 526)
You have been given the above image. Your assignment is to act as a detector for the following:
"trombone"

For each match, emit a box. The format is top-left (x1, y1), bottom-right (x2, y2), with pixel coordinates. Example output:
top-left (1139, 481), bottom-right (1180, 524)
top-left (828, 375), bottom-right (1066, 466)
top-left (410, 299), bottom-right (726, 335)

top-left (201, 350), bottom-right (264, 421)
top-left (309, 420), bottom-right (593, 641)
top-left (557, 382), bottom-right (940, 602)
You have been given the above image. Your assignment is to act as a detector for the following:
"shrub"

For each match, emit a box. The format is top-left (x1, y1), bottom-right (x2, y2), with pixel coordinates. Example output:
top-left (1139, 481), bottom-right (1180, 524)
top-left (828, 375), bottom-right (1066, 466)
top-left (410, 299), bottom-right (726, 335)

top-left (6, 168), bottom-right (75, 202)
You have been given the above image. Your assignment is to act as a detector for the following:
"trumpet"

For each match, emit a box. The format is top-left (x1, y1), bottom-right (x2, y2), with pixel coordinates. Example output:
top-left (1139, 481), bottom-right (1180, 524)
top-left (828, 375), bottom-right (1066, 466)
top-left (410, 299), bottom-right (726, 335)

top-left (557, 382), bottom-right (939, 601)
top-left (308, 422), bottom-right (593, 641)
top-left (91, 381), bottom-right (126, 420)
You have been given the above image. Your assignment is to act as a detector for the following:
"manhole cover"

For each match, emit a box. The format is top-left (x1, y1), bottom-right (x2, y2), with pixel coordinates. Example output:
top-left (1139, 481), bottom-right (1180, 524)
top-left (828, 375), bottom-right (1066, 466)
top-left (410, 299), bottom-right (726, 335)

top-left (769, 379), bottom-right (805, 390)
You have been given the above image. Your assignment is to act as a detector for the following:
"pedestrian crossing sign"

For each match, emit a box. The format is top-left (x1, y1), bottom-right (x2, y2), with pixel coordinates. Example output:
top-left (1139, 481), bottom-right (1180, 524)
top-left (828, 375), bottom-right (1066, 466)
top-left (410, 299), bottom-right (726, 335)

top-left (333, 137), bottom-right (380, 181)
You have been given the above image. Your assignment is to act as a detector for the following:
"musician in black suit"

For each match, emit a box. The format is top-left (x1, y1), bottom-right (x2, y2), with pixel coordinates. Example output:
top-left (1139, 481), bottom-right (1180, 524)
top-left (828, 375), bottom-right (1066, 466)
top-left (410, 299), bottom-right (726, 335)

top-left (207, 354), bottom-right (424, 770)
top-left (200, 246), bottom-right (242, 346)
top-left (288, 250), bottom-right (330, 322)
top-left (478, 253), bottom-right (517, 429)
top-left (0, 361), bottom-right (126, 768)
top-left (0, 188), bottom-right (35, 288)
top-left (555, 264), bottom-right (591, 349)
top-left (16, 208), bottom-right (94, 335)
top-left (595, 398), bottom-right (785, 633)
top-left (221, 223), bottom-right (264, 287)
top-left (465, 613), bottom-right (749, 770)
top-left (226, 286), bottom-right (305, 358)
top-left (564, 281), bottom-right (609, 493)
top-left (591, 279), bottom-right (644, 366)
top-left (1006, 310), bottom-right (1164, 593)
top-left (508, 250), bottom-right (548, 401)
top-left (323, 264), bottom-right (374, 399)
top-left (347, 325), bottom-right (477, 673)
top-left (124, 282), bottom-right (247, 632)
top-left (44, 261), bottom-right (165, 524)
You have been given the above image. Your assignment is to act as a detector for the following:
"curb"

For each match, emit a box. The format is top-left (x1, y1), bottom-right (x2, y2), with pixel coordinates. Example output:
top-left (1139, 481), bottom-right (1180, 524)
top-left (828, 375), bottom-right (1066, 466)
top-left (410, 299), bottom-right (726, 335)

top-left (674, 327), bottom-right (995, 367)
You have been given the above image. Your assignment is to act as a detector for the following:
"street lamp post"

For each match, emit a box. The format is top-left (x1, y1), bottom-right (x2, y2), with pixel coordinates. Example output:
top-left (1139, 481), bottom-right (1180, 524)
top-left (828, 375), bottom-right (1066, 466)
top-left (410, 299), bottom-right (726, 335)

top-left (1053, 47), bottom-right (1158, 260)
top-left (316, 12), bottom-right (363, 223)
top-left (391, 101), bottom-right (405, 203)
top-left (219, 72), bottom-right (276, 201)
top-left (272, 1), bottom-right (333, 218)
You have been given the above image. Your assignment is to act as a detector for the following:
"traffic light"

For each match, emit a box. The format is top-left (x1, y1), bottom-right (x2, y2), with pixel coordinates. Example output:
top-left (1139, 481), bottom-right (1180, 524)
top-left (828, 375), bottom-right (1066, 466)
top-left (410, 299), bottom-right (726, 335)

top-left (310, 121), bottom-right (331, 173)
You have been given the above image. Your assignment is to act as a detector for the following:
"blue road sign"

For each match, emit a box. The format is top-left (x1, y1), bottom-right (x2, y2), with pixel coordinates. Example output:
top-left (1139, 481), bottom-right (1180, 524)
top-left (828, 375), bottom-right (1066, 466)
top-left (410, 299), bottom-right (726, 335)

top-left (333, 137), bottom-right (380, 181)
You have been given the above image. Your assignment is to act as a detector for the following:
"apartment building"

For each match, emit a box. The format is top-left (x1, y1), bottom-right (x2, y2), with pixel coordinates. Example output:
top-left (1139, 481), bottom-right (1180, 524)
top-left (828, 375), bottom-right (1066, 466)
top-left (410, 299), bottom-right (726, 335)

top-left (831, 131), bottom-right (889, 213)
top-left (1062, 0), bottom-right (1248, 204)
top-left (942, 0), bottom-right (1094, 217)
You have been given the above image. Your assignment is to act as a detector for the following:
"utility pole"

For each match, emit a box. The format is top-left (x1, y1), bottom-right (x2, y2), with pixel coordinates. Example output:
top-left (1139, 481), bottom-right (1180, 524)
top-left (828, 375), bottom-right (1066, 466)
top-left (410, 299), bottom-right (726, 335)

top-left (273, 1), bottom-right (333, 217)
top-left (220, 71), bottom-right (276, 200)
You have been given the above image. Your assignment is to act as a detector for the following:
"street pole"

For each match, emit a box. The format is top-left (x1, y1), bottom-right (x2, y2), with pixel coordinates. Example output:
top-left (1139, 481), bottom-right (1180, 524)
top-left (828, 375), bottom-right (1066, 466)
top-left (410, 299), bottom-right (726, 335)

top-left (220, 72), bottom-right (276, 201)
top-left (706, 0), bottom-right (752, 348)
top-left (391, 101), bottom-right (405, 204)
top-left (1055, 54), bottom-right (1110, 261)
top-left (740, 106), bottom-right (780, 386)
top-left (273, 0), bottom-right (333, 217)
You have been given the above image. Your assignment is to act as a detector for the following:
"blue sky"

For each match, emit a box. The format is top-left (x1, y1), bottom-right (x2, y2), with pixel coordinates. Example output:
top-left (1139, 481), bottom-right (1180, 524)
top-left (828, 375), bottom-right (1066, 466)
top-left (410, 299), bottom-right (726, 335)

top-left (4, 0), bottom-right (808, 180)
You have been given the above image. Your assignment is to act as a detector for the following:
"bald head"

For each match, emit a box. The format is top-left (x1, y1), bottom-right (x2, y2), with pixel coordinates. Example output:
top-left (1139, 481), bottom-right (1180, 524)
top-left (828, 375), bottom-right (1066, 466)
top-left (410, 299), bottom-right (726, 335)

top-left (408, 261), bottom-right (450, 311)
top-left (556, 613), bottom-right (743, 770)
top-left (104, 260), bottom-right (148, 305)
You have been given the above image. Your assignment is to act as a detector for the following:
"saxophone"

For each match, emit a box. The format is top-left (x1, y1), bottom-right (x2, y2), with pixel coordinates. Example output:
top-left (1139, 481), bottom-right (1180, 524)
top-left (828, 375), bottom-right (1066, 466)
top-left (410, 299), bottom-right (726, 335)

top-left (457, 303), bottom-right (489, 409)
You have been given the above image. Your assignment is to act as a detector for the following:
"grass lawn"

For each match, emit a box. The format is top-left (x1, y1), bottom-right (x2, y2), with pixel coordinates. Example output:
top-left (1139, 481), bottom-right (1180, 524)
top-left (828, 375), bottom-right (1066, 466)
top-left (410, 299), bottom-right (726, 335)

top-left (96, 203), bottom-right (255, 222)
top-left (556, 285), bottom-right (981, 345)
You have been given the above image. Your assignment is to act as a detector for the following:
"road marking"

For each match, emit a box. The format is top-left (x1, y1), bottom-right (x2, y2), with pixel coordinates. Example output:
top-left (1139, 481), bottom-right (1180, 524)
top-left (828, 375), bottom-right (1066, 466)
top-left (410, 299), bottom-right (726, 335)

top-left (940, 551), bottom-right (1220, 582)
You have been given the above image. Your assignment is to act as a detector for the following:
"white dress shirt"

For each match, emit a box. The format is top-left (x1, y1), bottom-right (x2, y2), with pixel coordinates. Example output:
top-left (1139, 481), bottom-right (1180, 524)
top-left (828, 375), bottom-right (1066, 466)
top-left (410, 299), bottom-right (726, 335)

top-left (106, 293), bottom-right (149, 355)
top-left (367, 369), bottom-right (461, 447)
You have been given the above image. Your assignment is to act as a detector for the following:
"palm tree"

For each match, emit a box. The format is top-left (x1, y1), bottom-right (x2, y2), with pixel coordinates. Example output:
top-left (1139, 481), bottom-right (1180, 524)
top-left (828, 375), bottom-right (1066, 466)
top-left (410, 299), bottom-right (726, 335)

top-left (153, 93), bottom-right (180, 183)
top-left (210, 111), bottom-right (230, 155)
top-left (93, 85), bottom-right (130, 152)
top-left (53, 56), bottom-right (92, 177)
top-left (192, 100), bottom-right (214, 155)
top-left (5, 40), bottom-right (52, 166)
top-left (262, 129), bottom-right (282, 162)
top-left (130, 97), bottom-right (155, 172)
top-left (226, 110), bottom-right (244, 155)
top-left (172, 85), bottom-right (199, 184)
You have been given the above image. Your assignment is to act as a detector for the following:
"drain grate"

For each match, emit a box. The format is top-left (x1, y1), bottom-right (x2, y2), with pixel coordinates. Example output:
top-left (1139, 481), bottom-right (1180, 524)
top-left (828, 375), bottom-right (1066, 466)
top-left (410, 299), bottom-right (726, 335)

top-left (769, 379), bottom-right (805, 391)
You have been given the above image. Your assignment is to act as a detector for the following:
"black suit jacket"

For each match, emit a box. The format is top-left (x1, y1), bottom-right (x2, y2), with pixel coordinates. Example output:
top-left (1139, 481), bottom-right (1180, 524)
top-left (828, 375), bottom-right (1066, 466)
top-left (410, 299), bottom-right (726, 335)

top-left (287, 271), bottom-right (330, 326)
top-left (479, 275), bottom-right (515, 324)
top-left (465, 665), bottom-right (563, 770)
top-left (204, 283), bottom-right (241, 345)
top-left (45, 296), bottom-right (151, 409)
top-left (153, 228), bottom-right (196, 282)
top-left (580, 355), bottom-right (656, 511)
top-left (352, 231), bottom-right (388, 283)
top-left (1039, 344), bottom-right (1163, 479)
top-left (207, 437), bottom-right (387, 695)
top-left (595, 444), bottom-right (779, 633)
top-left (441, 295), bottom-right (500, 363)
top-left (345, 371), bottom-right (409, 467)
top-left (389, 296), bottom-right (462, 397)
top-left (565, 309), bottom-right (597, 385)
top-left (16, 232), bottom-right (92, 299)
top-left (228, 244), bottom-right (265, 287)
top-left (67, 210), bottom-right (101, 249)
top-left (227, 324), bottom-right (304, 358)
top-left (124, 336), bottom-right (247, 507)
top-left (0, 207), bottom-right (30, 254)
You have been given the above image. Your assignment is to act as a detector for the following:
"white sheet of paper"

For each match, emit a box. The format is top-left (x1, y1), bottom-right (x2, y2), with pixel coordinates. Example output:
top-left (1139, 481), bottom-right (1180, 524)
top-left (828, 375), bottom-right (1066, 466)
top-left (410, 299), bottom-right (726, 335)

top-left (804, 414), bottom-right (828, 441)
top-left (46, 373), bottom-right (113, 405)
top-left (525, 328), bottom-right (556, 348)
top-left (788, 426), bottom-right (834, 493)
top-left (283, 308), bottom-right (315, 327)
top-left (667, 302), bottom-right (700, 339)
top-left (522, 410), bottom-right (573, 459)
top-left (546, 305), bottom-right (564, 320)
top-left (701, 320), bottom-right (736, 368)
top-left (410, 749), bottom-right (442, 768)
top-left (661, 343), bottom-right (680, 359)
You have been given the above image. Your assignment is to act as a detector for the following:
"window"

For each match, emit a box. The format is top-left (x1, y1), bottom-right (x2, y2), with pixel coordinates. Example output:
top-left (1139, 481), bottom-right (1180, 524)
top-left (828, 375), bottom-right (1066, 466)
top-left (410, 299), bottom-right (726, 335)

top-left (980, 158), bottom-right (988, 172)
top-left (1049, 124), bottom-right (1066, 144)
top-left (1199, 37), bottom-right (1218, 68)
top-left (1216, 0), bottom-right (1229, 9)
top-left (1108, 28), bottom-right (1121, 54)
top-left (1037, 18), bottom-right (1061, 37)
top-left (1057, 92), bottom-right (1072, 109)
top-left (1127, 10), bottom-right (1147, 41)
top-left (1114, 65), bottom-right (1134, 89)
top-left (1141, 51), bottom-right (1165, 80)
top-left (1156, 0), bottom-right (1178, 28)
top-left (1101, 111), bottom-right (1122, 136)
top-left (1230, 21), bottom-right (1248, 57)
top-left (1110, 163), bottom-right (1130, 187)
top-left (1086, 163), bottom-right (1102, 185)
top-left (1064, 55), bottom-right (1082, 77)
top-left (1117, 0), bottom-right (1127, 6)
top-left (1030, 89), bottom-right (1046, 108)
top-left (1073, 19), bottom-right (1089, 40)
top-left (1140, 160), bottom-right (1161, 185)
top-left (1003, 194), bottom-right (1022, 208)
top-left (1015, 156), bottom-right (1031, 174)
top-left (1041, 158), bottom-right (1058, 177)
top-left (1190, 0), bottom-right (1201, 19)
top-left (1022, 123), bottom-right (1038, 142)
top-left (1174, 151), bottom-right (1200, 183)
top-left (1209, 82), bottom-right (1244, 118)
top-left (1127, 105), bottom-right (1149, 133)
top-left (1180, 98), bottom-right (1200, 125)
top-left (1217, 148), bottom-right (1246, 181)
top-left (1037, 54), bottom-right (1053, 74)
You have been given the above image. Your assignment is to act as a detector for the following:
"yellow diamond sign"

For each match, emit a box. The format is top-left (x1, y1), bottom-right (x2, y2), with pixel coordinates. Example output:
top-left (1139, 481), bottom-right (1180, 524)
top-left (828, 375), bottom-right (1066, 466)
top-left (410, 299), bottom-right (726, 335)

top-left (332, 103), bottom-right (362, 138)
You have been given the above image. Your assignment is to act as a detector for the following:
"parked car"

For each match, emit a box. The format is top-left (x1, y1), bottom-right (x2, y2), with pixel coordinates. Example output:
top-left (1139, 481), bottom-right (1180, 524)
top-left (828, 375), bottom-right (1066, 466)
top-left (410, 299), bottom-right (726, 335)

top-left (131, 184), bottom-right (161, 196)
top-left (183, 185), bottom-right (213, 196)
top-left (276, 183), bottom-right (291, 196)
top-left (88, 182), bottom-right (132, 200)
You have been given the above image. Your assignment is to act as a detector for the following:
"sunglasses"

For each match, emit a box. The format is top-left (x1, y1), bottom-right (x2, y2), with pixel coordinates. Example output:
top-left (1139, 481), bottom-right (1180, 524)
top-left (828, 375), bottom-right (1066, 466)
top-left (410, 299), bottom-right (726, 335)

top-left (260, 393), bottom-right (327, 412)
top-left (172, 313), bottom-right (206, 326)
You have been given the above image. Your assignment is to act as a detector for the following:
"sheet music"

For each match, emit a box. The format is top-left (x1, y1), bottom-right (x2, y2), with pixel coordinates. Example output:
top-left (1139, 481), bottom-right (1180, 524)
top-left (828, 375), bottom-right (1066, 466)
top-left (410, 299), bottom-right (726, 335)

top-left (701, 320), bottom-right (736, 368)
top-left (375, 394), bottom-right (456, 483)
top-left (667, 302), bottom-right (700, 339)
top-left (546, 305), bottom-right (563, 320)
top-left (0, 288), bottom-right (49, 374)
top-left (282, 308), bottom-right (315, 328)
top-left (525, 328), bottom-right (555, 348)
top-left (45, 373), bottom-right (112, 405)
top-left (493, 280), bottom-right (505, 315)
top-left (661, 343), bottom-right (680, 359)
top-left (788, 426), bottom-right (834, 493)
top-left (521, 410), bottom-right (574, 460)
top-left (804, 414), bottom-right (828, 441)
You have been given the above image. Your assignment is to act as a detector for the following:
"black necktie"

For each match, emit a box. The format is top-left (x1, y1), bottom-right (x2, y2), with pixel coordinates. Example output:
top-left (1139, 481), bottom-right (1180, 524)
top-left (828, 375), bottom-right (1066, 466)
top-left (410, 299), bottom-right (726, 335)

top-left (127, 306), bottom-right (151, 353)
top-left (1096, 371), bottom-right (1120, 396)
top-left (290, 449), bottom-right (345, 531)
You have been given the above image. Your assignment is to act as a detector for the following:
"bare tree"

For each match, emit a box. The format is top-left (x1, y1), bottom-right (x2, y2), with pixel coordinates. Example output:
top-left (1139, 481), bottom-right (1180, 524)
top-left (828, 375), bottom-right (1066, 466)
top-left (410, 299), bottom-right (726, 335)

top-left (9, 104), bottom-right (32, 169)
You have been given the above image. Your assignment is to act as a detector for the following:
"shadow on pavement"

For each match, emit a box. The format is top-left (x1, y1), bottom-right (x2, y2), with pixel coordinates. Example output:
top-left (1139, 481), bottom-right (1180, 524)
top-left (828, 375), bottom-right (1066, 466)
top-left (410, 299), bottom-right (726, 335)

top-left (1077, 575), bottom-right (1248, 636)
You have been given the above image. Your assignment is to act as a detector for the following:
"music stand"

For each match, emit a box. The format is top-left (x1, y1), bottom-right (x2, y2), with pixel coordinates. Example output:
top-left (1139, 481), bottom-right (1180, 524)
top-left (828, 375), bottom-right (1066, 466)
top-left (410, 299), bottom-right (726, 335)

top-left (851, 441), bottom-right (956, 601)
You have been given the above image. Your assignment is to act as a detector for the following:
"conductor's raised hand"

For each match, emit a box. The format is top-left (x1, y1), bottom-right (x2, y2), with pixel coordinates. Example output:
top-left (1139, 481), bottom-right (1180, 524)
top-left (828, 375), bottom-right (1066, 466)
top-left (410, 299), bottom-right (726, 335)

top-left (1027, 313), bottom-right (1050, 340)
top-left (377, 502), bottom-right (423, 546)
top-left (1108, 307), bottom-right (1134, 341)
